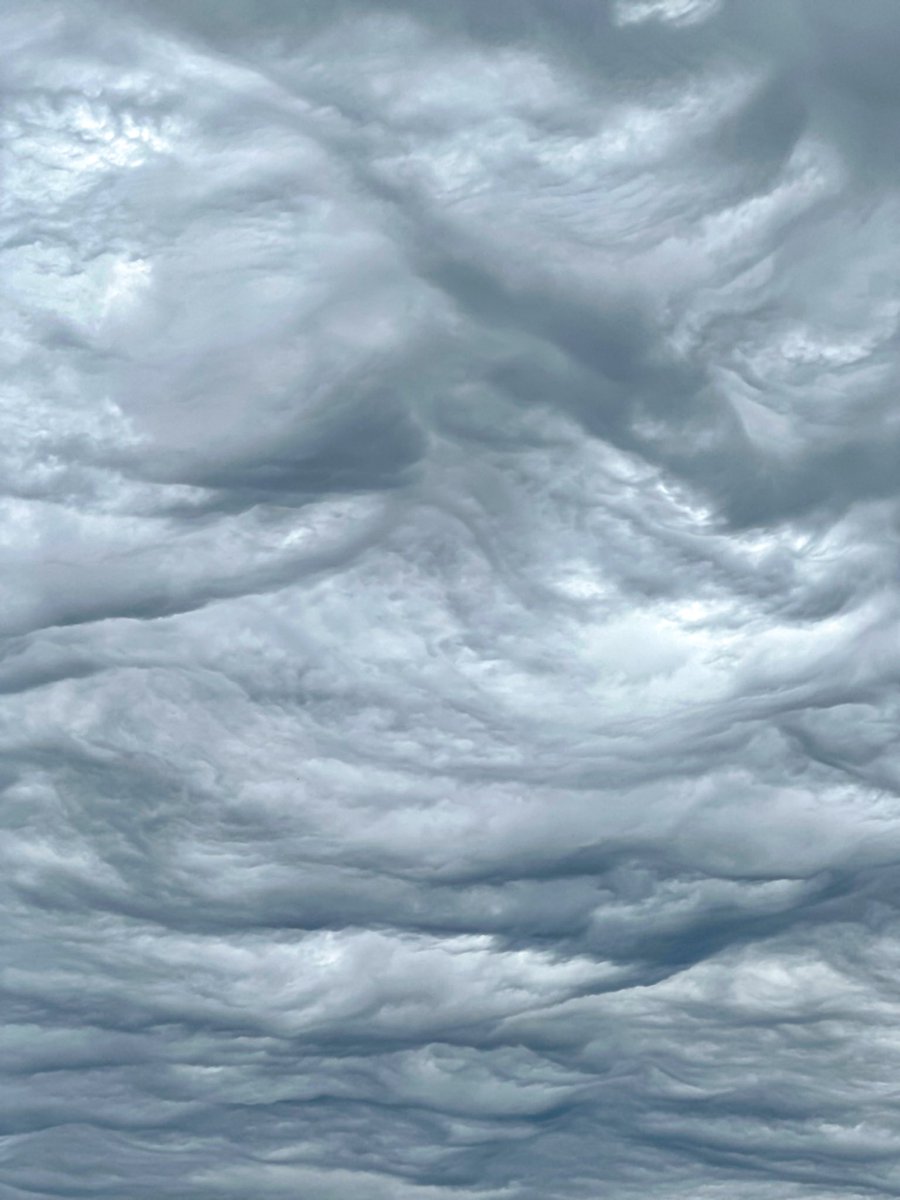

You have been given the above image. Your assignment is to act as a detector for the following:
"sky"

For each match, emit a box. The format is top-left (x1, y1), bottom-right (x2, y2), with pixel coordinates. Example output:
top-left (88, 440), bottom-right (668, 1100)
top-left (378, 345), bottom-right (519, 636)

top-left (4, 0), bottom-right (900, 1196)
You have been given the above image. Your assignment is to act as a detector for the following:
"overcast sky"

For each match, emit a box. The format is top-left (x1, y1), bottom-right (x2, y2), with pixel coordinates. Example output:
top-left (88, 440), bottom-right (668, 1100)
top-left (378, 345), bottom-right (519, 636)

top-left (4, 1), bottom-right (900, 1196)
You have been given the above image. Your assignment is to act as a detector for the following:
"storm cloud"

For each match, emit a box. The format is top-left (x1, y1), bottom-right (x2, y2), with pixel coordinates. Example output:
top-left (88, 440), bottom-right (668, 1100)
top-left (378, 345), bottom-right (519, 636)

top-left (4, 0), bottom-right (900, 1195)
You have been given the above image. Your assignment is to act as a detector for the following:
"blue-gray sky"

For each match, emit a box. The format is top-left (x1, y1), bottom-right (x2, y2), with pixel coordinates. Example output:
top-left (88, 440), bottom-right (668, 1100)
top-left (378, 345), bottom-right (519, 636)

top-left (4, 1), bottom-right (900, 1196)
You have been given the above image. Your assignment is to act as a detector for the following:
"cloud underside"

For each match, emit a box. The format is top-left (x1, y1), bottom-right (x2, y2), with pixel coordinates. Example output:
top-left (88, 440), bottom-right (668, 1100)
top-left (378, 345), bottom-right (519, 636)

top-left (4, 0), bottom-right (900, 1195)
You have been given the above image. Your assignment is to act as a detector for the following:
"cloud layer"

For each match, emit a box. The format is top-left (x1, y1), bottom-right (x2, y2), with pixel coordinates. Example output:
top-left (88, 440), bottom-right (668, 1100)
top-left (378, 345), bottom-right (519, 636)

top-left (4, 1), bottom-right (900, 1195)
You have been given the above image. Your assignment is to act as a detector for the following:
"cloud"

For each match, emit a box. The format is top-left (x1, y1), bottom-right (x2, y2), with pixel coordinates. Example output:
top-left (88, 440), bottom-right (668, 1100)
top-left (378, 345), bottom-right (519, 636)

top-left (3, 0), bottom-right (900, 1196)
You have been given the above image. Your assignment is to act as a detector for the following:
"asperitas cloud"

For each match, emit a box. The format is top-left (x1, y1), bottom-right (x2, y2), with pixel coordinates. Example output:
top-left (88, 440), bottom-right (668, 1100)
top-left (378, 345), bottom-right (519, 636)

top-left (3, 2), bottom-right (900, 1196)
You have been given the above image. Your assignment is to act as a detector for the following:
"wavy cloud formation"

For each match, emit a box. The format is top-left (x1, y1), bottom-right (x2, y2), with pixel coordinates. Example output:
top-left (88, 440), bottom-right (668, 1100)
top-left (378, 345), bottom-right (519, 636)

top-left (4, 1), bottom-right (900, 1196)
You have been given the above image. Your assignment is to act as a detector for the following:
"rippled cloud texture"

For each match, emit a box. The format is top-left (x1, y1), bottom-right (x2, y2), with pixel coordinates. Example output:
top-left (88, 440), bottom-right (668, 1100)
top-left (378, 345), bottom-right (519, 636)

top-left (4, 0), bottom-right (900, 1195)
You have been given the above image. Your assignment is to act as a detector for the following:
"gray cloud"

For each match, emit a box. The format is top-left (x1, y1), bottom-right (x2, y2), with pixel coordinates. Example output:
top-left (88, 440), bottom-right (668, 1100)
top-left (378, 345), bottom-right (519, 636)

top-left (4, 0), bottom-right (900, 1195)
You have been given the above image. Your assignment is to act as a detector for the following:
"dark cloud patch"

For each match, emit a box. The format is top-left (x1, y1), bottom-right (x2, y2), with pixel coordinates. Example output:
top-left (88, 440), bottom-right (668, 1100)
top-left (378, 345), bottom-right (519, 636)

top-left (4, 0), bottom-right (900, 1197)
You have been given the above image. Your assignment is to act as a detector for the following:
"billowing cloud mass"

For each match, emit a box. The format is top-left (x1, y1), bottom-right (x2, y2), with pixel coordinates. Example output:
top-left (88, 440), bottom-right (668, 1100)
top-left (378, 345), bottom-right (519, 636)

top-left (4, 0), bottom-right (900, 1195)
